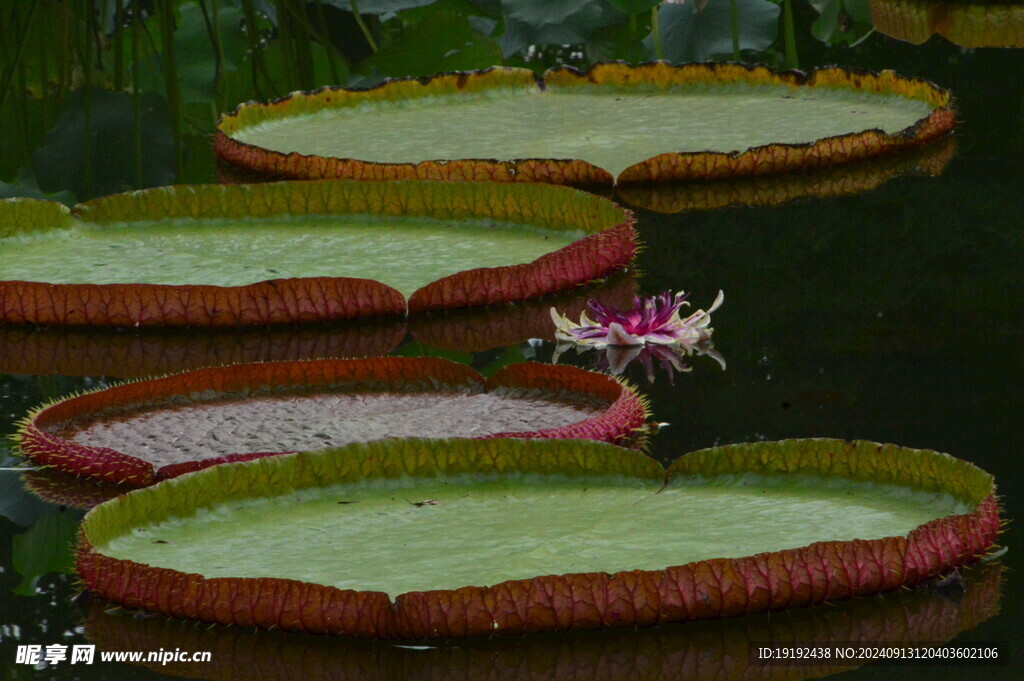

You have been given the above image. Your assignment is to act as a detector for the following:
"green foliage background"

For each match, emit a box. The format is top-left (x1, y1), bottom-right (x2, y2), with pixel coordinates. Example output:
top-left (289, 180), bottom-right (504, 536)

top-left (0, 0), bottom-right (873, 203)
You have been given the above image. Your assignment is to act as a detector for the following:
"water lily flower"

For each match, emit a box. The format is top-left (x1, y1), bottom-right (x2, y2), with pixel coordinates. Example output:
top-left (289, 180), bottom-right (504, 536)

top-left (550, 290), bottom-right (725, 383)
top-left (551, 290), bottom-right (724, 348)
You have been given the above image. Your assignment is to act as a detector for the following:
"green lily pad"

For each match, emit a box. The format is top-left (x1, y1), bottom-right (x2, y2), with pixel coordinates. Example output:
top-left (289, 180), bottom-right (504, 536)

top-left (3, 215), bottom-right (577, 295)
top-left (216, 63), bottom-right (955, 185)
top-left (0, 180), bottom-right (635, 326)
top-left (77, 437), bottom-right (999, 638)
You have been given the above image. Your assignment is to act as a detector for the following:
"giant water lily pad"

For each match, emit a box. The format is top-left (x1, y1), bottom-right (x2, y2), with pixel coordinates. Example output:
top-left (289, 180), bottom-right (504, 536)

top-left (16, 358), bottom-right (648, 485)
top-left (870, 0), bottom-right (1024, 48)
top-left (215, 62), bottom-right (955, 186)
top-left (80, 561), bottom-right (1003, 679)
top-left (0, 180), bottom-right (635, 326)
top-left (76, 437), bottom-right (999, 638)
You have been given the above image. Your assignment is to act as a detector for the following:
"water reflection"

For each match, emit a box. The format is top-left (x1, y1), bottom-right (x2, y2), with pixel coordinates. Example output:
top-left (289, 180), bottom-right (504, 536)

top-left (614, 137), bottom-right (953, 215)
top-left (0, 320), bottom-right (406, 379)
top-left (78, 562), bottom-right (1002, 681)
top-left (21, 469), bottom-right (128, 511)
top-left (0, 273), bottom-right (634, 379)
top-left (870, 0), bottom-right (1024, 47)
top-left (554, 340), bottom-right (725, 384)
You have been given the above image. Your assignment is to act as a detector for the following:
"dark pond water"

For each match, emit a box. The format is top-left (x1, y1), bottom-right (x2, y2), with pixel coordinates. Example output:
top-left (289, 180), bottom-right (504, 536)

top-left (1, 40), bottom-right (1022, 681)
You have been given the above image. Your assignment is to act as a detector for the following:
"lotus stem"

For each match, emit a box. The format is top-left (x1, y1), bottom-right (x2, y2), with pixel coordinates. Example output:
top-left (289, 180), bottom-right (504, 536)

top-left (113, 0), bottom-right (124, 90)
top-left (35, 0), bottom-right (49, 133)
top-left (276, 0), bottom-right (316, 90)
top-left (729, 0), bottom-right (740, 61)
top-left (131, 0), bottom-right (143, 187)
top-left (783, 0), bottom-right (798, 69)
top-left (350, 0), bottom-right (378, 53)
top-left (198, 0), bottom-right (224, 115)
top-left (313, 0), bottom-right (345, 83)
top-left (56, 3), bottom-right (70, 101)
top-left (157, 0), bottom-right (183, 179)
top-left (0, 0), bottom-right (38, 120)
top-left (79, 0), bottom-right (95, 197)
top-left (274, 0), bottom-right (294, 83)
top-left (651, 6), bottom-right (663, 60)
top-left (17, 19), bottom-right (31, 153)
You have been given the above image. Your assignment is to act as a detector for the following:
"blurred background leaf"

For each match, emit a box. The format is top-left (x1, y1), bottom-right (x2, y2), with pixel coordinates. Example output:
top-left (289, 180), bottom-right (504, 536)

top-left (499, 0), bottom-right (626, 58)
top-left (0, 168), bottom-right (77, 205)
top-left (11, 510), bottom-right (82, 597)
top-left (31, 89), bottom-right (175, 201)
top-left (810, 0), bottom-right (873, 46)
top-left (0, 0), bottom-right (833, 202)
top-left (359, 8), bottom-right (500, 77)
top-left (644, 0), bottom-right (780, 62)
top-left (608, 0), bottom-right (661, 15)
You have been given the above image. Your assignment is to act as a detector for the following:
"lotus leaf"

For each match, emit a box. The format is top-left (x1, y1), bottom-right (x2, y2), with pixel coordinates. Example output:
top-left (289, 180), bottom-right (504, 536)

top-left (16, 358), bottom-right (648, 485)
top-left (0, 180), bottom-right (635, 326)
top-left (76, 437), bottom-right (999, 638)
top-left (215, 62), bottom-right (954, 185)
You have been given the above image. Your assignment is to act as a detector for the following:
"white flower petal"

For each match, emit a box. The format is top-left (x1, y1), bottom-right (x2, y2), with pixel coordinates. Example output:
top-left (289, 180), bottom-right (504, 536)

top-left (606, 322), bottom-right (644, 347)
top-left (707, 290), bottom-right (725, 314)
top-left (605, 345), bottom-right (644, 373)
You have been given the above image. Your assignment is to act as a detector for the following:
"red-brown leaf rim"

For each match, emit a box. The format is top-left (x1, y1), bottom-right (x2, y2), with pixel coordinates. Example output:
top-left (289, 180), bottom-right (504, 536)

top-left (0, 181), bottom-right (635, 326)
top-left (215, 62), bottom-right (955, 186)
top-left (0, 271), bottom-right (635, 377)
top-left (78, 560), bottom-right (1003, 680)
top-left (76, 437), bottom-right (1000, 639)
top-left (409, 269), bottom-right (636, 352)
top-left (15, 357), bottom-right (648, 485)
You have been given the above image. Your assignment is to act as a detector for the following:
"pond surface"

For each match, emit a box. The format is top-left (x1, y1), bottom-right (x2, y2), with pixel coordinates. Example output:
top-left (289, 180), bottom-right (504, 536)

top-left (1, 41), bottom-right (1022, 680)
